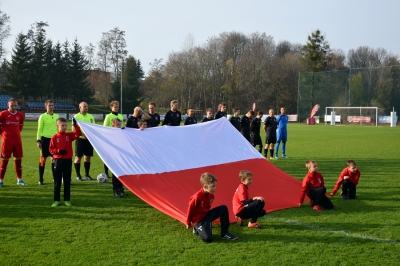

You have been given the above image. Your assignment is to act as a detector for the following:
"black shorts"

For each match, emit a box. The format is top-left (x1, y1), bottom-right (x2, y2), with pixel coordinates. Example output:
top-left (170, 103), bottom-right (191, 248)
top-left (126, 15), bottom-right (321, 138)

top-left (75, 138), bottom-right (94, 157)
top-left (40, 137), bottom-right (52, 157)
top-left (266, 133), bottom-right (277, 144)
top-left (251, 134), bottom-right (262, 146)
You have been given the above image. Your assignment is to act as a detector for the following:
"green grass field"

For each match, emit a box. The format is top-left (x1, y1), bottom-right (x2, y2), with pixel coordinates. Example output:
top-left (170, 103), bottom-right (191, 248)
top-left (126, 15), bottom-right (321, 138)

top-left (1, 122), bottom-right (399, 265)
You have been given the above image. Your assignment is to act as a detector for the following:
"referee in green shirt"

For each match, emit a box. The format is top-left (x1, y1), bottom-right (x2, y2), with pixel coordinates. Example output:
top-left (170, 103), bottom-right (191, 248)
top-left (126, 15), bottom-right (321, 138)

top-left (103, 100), bottom-right (124, 177)
top-left (36, 100), bottom-right (59, 185)
top-left (73, 102), bottom-right (95, 181)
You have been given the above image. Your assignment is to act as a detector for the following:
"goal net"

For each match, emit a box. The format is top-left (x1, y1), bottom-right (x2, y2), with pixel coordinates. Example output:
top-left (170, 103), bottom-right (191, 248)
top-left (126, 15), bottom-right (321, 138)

top-left (325, 107), bottom-right (378, 126)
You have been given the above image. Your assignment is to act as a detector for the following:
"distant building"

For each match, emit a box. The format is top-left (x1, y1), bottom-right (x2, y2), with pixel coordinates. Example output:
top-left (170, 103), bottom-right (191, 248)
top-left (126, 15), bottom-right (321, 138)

top-left (88, 69), bottom-right (112, 106)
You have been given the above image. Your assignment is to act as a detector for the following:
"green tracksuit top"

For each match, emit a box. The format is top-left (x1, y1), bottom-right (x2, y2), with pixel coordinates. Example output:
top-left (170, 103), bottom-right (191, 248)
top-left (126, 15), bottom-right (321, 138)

top-left (74, 112), bottom-right (95, 139)
top-left (103, 112), bottom-right (125, 127)
top-left (37, 112), bottom-right (59, 140)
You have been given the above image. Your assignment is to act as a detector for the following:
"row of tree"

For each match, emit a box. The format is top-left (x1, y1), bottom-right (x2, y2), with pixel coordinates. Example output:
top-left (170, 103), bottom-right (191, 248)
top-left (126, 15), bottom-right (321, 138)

top-left (0, 9), bottom-right (145, 108)
top-left (142, 30), bottom-right (400, 115)
top-left (4, 22), bottom-right (93, 103)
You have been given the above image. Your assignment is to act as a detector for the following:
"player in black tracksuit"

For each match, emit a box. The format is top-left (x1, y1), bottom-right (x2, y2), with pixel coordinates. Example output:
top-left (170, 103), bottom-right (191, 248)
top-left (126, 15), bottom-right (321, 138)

top-left (162, 100), bottom-right (181, 126)
top-left (251, 111), bottom-right (263, 153)
top-left (126, 107), bottom-right (150, 129)
top-left (215, 102), bottom-right (227, 120)
top-left (240, 110), bottom-right (254, 143)
top-left (201, 108), bottom-right (214, 123)
top-left (229, 107), bottom-right (241, 131)
top-left (263, 109), bottom-right (278, 160)
top-left (184, 108), bottom-right (197, 125)
top-left (147, 102), bottom-right (160, 128)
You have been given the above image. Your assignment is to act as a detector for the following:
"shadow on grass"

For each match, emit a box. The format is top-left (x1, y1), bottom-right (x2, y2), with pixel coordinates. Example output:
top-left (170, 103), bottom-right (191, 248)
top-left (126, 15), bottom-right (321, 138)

top-left (0, 181), bottom-right (154, 221)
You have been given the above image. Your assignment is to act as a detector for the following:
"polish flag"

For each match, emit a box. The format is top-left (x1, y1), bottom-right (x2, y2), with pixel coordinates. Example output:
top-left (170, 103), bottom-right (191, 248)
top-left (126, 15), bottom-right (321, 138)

top-left (78, 118), bottom-right (303, 224)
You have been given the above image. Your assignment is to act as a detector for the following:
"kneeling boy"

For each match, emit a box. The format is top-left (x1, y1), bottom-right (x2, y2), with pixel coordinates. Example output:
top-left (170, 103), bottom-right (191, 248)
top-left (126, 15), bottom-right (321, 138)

top-left (186, 172), bottom-right (238, 242)
top-left (299, 160), bottom-right (333, 212)
top-left (233, 170), bottom-right (266, 229)
top-left (330, 160), bottom-right (360, 199)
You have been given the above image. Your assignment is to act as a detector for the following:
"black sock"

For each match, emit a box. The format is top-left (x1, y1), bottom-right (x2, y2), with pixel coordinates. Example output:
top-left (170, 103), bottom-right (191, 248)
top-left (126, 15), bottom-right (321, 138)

top-left (39, 163), bottom-right (45, 182)
top-left (264, 148), bottom-right (268, 157)
top-left (84, 162), bottom-right (90, 176)
top-left (270, 149), bottom-right (274, 157)
top-left (74, 163), bottom-right (81, 177)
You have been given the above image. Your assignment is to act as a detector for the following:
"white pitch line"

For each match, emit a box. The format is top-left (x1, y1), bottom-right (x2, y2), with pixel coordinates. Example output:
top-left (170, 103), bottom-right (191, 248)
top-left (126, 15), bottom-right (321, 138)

top-left (265, 215), bottom-right (399, 245)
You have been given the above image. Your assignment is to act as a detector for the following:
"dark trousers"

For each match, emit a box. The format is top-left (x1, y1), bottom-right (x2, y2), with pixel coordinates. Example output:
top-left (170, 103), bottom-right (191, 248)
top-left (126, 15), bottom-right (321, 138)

top-left (112, 173), bottom-right (123, 192)
top-left (236, 200), bottom-right (266, 223)
top-left (53, 159), bottom-right (72, 201)
top-left (242, 133), bottom-right (251, 143)
top-left (309, 187), bottom-right (333, 209)
top-left (342, 179), bottom-right (357, 199)
top-left (193, 205), bottom-right (230, 243)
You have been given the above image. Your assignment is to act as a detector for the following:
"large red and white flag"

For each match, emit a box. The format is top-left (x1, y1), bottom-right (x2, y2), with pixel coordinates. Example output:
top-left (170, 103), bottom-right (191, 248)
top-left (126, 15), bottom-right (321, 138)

top-left (78, 118), bottom-right (303, 224)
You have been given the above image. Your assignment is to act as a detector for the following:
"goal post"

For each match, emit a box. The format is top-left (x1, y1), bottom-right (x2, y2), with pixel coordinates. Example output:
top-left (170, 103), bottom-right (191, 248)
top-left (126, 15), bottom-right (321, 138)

top-left (325, 107), bottom-right (378, 126)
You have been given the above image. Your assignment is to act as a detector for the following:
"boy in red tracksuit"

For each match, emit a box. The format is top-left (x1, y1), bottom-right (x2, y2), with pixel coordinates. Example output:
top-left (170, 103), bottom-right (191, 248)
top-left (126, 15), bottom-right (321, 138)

top-left (330, 160), bottom-right (361, 200)
top-left (186, 172), bottom-right (238, 242)
top-left (232, 170), bottom-right (266, 229)
top-left (299, 160), bottom-right (333, 212)
top-left (49, 118), bottom-right (81, 207)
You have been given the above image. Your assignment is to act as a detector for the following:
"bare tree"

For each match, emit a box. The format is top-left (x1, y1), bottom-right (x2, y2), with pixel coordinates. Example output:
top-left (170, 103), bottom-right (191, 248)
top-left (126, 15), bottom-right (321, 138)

top-left (108, 27), bottom-right (127, 80)
top-left (0, 10), bottom-right (11, 61)
top-left (84, 43), bottom-right (96, 71)
top-left (97, 31), bottom-right (112, 72)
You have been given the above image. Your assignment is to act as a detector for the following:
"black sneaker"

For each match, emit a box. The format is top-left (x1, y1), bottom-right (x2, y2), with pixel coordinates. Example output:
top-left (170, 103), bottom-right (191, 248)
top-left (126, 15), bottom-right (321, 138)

top-left (120, 187), bottom-right (125, 196)
top-left (85, 176), bottom-right (94, 181)
top-left (221, 232), bottom-right (238, 240)
top-left (76, 176), bottom-right (83, 181)
top-left (38, 181), bottom-right (44, 186)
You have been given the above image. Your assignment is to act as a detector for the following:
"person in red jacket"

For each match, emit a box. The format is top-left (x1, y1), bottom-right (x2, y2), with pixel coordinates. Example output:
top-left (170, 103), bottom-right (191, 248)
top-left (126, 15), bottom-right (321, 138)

top-left (299, 160), bottom-right (333, 212)
top-left (330, 160), bottom-right (360, 200)
top-left (232, 170), bottom-right (266, 229)
top-left (0, 98), bottom-right (26, 187)
top-left (49, 118), bottom-right (81, 207)
top-left (186, 172), bottom-right (238, 242)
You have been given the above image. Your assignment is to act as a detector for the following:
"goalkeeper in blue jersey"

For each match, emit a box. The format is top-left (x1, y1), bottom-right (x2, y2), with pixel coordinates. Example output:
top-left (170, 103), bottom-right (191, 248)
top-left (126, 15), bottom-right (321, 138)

top-left (275, 107), bottom-right (289, 159)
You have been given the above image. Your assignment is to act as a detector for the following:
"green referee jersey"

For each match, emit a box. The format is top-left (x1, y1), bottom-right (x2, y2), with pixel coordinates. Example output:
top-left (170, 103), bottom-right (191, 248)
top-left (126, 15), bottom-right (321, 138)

top-left (74, 112), bottom-right (95, 139)
top-left (37, 112), bottom-right (59, 140)
top-left (103, 112), bottom-right (125, 127)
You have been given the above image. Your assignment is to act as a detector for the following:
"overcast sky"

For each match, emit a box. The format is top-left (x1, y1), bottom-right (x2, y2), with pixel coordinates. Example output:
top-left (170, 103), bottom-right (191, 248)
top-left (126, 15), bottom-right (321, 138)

top-left (2, 0), bottom-right (399, 74)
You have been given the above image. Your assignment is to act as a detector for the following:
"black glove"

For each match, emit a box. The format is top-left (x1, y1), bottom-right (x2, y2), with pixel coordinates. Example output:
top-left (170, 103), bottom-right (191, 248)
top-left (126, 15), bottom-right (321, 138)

top-left (72, 117), bottom-right (77, 125)
top-left (59, 149), bottom-right (67, 155)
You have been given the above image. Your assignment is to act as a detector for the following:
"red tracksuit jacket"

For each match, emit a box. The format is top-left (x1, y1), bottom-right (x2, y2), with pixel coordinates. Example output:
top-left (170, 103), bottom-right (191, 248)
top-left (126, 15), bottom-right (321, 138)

top-left (332, 168), bottom-right (361, 195)
top-left (186, 188), bottom-right (214, 226)
top-left (49, 125), bottom-right (82, 159)
top-left (299, 172), bottom-right (325, 204)
top-left (232, 183), bottom-right (249, 215)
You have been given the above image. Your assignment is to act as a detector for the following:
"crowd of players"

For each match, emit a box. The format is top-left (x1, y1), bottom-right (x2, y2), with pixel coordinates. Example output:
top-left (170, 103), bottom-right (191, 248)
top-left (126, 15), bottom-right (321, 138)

top-left (0, 98), bottom-right (360, 216)
top-left (0, 98), bottom-right (289, 200)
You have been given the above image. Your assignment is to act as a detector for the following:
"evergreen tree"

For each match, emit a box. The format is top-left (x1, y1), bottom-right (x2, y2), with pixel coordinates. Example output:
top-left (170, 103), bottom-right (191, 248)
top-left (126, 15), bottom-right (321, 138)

top-left (301, 30), bottom-right (330, 72)
top-left (29, 21), bottom-right (48, 99)
top-left (6, 33), bottom-right (33, 99)
top-left (43, 39), bottom-right (54, 98)
top-left (61, 40), bottom-right (71, 100)
top-left (300, 30), bottom-right (331, 109)
top-left (52, 41), bottom-right (65, 100)
top-left (112, 56), bottom-right (144, 113)
top-left (69, 38), bottom-right (93, 104)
